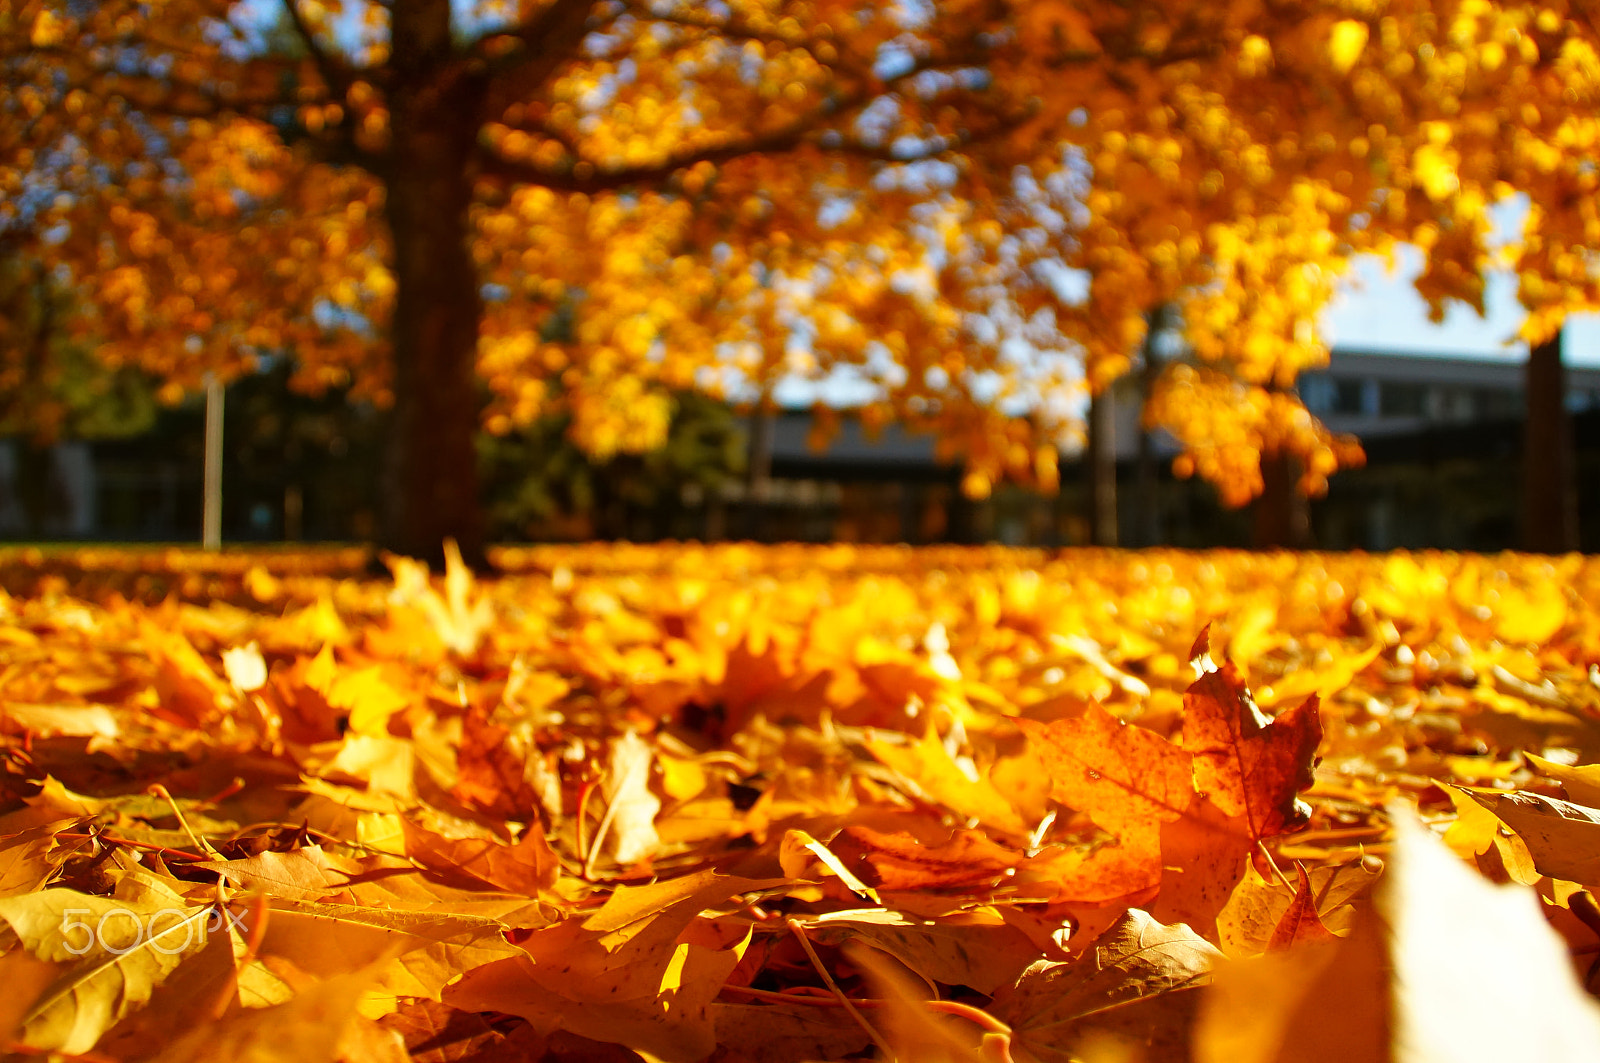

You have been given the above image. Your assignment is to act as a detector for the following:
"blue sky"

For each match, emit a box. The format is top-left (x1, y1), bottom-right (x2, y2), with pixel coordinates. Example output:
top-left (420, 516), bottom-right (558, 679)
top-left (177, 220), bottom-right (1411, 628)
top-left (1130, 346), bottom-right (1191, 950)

top-left (1321, 218), bottom-right (1600, 367)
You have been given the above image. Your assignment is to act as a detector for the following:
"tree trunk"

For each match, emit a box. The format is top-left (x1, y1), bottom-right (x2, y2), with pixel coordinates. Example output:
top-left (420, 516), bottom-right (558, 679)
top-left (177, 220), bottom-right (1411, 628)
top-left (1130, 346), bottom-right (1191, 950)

top-left (745, 410), bottom-right (774, 541)
top-left (1521, 330), bottom-right (1579, 552)
top-left (1088, 388), bottom-right (1117, 546)
top-left (1253, 451), bottom-right (1311, 549)
top-left (1133, 307), bottom-right (1172, 548)
top-left (383, 5), bottom-right (489, 567)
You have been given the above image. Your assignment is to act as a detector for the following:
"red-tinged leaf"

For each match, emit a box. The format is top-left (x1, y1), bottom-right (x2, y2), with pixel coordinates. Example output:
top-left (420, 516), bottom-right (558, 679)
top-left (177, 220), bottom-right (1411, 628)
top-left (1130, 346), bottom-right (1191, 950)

top-left (1016, 834), bottom-right (1164, 906)
top-left (826, 824), bottom-right (1022, 892)
top-left (401, 821), bottom-right (559, 897)
top-left (1152, 793), bottom-right (1254, 942)
top-left (990, 909), bottom-right (1221, 1063)
top-left (444, 873), bottom-right (781, 1062)
top-left (379, 1000), bottom-right (547, 1062)
top-left (192, 846), bottom-right (364, 902)
top-left (1018, 706), bottom-right (1197, 900)
top-left (1181, 661), bottom-right (1321, 840)
top-left (1018, 706), bottom-right (1196, 838)
top-left (1269, 865), bottom-right (1341, 949)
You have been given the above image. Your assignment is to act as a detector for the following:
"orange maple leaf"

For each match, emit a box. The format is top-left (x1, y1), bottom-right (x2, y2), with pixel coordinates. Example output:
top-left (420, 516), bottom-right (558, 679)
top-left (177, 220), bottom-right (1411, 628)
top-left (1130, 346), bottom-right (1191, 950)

top-left (1182, 661), bottom-right (1322, 841)
top-left (1018, 643), bottom-right (1322, 936)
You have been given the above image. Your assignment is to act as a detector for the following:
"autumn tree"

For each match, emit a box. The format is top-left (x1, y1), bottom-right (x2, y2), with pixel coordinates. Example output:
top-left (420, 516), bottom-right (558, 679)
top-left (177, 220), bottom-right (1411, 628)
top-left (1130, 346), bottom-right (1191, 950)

top-left (998, 1), bottom-right (1600, 546)
top-left (6, 0), bottom-right (1060, 561)
top-left (9, 0), bottom-right (1600, 557)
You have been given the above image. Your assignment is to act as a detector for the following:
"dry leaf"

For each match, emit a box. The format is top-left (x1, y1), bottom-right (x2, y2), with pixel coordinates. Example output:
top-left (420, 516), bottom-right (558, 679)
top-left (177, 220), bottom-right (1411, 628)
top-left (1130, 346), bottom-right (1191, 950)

top-left (1524, 752), bottom-right (1600, 806)
top-left (1466, 788), bottom-right (1600, 887)
top-left (1181, 663), bottom-right (1321, 840)
top-left (149, 968), bottom-right (390, 1063)
top-left (804, 907), bottom-right (1040, 995)
top-left (1267, 866), bottom-right (1341, 948)
top-left (445, 872), bottom-right (777, 1062)
top-left (0, 881), bottom-right (213, 1053)
top-left (990, 909), bottom-right (1221, 1063)
top-left (602, 729), bottom-right (662, 867)
top-left (1195, 810), bottom-right (1600, 1062)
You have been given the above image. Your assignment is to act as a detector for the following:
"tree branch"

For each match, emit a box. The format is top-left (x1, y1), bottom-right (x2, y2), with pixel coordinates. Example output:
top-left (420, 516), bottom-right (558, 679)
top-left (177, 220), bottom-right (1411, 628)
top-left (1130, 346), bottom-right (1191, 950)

top-left (476, 93), bottom-right (1026, 196)
top-left (475, 0), bottom-right (605, 122)
top-left (280, 0), bottom-right (361, 100)
top-left (476, 124), bottom-right (817, 195)
top-left (475, 26), bottom-right (1009, 192)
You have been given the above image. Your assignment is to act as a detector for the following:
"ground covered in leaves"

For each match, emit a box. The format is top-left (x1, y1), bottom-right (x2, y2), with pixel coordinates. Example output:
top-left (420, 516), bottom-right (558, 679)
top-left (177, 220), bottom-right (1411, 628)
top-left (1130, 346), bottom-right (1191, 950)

top-left (0, 543), bottom-right (1598, 1062)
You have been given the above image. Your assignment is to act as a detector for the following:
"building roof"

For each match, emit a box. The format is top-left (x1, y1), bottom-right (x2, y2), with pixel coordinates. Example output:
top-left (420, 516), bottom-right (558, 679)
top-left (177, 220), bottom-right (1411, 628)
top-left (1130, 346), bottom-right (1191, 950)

top-left (751, 346), bottom-right (1600, 473)
top-left (1321, 347), bottom-right (1600, 388)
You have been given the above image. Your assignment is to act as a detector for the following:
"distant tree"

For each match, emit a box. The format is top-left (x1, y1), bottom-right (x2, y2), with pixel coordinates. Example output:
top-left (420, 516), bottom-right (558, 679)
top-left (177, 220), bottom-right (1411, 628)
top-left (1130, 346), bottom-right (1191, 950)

top-left (0, 248), bottom-right (158, 536)
top-left (0, 251), bottom-right (157, 444)
top-left (480, 389), bottom-right (746, 540)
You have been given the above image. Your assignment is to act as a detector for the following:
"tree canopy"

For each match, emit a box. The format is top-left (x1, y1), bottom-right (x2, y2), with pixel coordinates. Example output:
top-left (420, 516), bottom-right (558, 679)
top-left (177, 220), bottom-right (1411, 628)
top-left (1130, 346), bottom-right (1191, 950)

top-left (4, 0), bottom-right (1598, 556)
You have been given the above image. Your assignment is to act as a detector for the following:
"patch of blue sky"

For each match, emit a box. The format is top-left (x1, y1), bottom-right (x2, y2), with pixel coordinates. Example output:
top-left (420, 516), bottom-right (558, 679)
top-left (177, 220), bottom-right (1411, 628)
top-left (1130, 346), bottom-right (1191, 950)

top-left (1321, 246), bottom-right (1600, 366)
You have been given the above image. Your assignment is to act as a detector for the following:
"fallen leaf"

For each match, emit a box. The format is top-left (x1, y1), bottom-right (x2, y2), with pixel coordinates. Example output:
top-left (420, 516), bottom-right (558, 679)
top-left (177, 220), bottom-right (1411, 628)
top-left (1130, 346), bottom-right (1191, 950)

top-left (1441, 786), bottom-right (1539, 884)
top-left (866, 725), bottom-right (1032, 836)
top-left (0, 880), bottom-right (213, 1054)
top-left (1195, 809), bottom-right (1600, 1062)
top-left (826, 825), bottom-right (1022, 893)
top-left (221, 641), bottom-right (268, 692)
top-left (1, 702), bottom-right (119, 740)
top-left (0, 949), bottom-right (64, 1045)
top-left (804, 907), bottom-right (1040, 995)
top-left (400, 821), bottom-right (559, 896)
top-left (93, 920), bottom-right (244, 1058)
top-left (850, 942), bottom-right (988, 1063)
top-left (380, 999), bottom-right (548, 1062)
top-left (192, 846), bottom-right (364, 902)
top-left (601, 729), bottom-right (661, 867)
top-left (445, 872), bottom-right (777, 1062)
top-left (1268, 866), bottom-right (1340, 948)
top-left (780, 829), bottom-right (882, 903)
top-left (1525, 752), bottom-right (1600, 807)
top-left (1151, 792), bottom-right (1254, 940)
top-left (1216, 860), bottom-right (1375, 957)
top-left (253, 900), bottom-right (524, 1001)
top-left (1181, 662), bottom-right (1321, 840)
top-left (0, 822), bottom-right (72, 898)
top-left (1018, 704), bottom-right (1194, 897)
top-left (709, 1001), bottom-right (874, 1063)
top-left (1467, 788), bottom-right (1600, 887)
top-left (990, 908), bottom-right (1221, 1063)
top-left (149, 968), bottom-right (391, 1063)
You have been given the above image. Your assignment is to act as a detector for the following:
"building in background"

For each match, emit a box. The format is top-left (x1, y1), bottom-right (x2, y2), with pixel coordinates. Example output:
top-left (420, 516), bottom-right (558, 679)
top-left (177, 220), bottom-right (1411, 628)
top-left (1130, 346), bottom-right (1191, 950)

top-left (1, 347), bottom-right (1594, 550)
top-left (727, 348), bottom-right (1600, 550)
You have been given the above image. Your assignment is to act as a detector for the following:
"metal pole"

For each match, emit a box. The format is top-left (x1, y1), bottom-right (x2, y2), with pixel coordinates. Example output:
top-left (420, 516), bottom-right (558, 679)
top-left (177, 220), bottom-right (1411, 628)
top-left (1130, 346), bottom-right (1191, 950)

top-left (202, 374), bottom-right (223, 550)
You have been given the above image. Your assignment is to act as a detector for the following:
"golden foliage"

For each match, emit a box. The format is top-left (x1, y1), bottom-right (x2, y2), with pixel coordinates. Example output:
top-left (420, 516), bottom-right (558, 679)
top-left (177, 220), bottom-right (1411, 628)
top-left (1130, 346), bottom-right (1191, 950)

top-left (7, 0), bottom-right (1600, 508)
top-left (0, 544), bottom-right (1590, 1056)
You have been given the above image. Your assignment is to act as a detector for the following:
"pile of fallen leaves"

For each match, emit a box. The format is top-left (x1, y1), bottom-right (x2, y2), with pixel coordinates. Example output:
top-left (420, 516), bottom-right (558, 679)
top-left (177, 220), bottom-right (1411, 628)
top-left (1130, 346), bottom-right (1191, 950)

top-left (0, 543), bottom-right (1598, 1062)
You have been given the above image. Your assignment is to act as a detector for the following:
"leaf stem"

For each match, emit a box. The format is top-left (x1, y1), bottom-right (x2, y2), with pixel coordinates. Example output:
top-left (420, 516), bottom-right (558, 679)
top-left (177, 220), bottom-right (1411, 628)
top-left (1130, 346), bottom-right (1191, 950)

top-left (54, 831), bottom-right (209, 864)
top-left (786, 918), bottom-right (896, 1061)
top-left (924, 999), bottom-right (1013, 1036)
top-left (720, 983), bottom-right (883, 1007)
top-left (1256, 839), bottom-right (1296, 892)
top-left (148, 783), bottom-right (223, 858)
